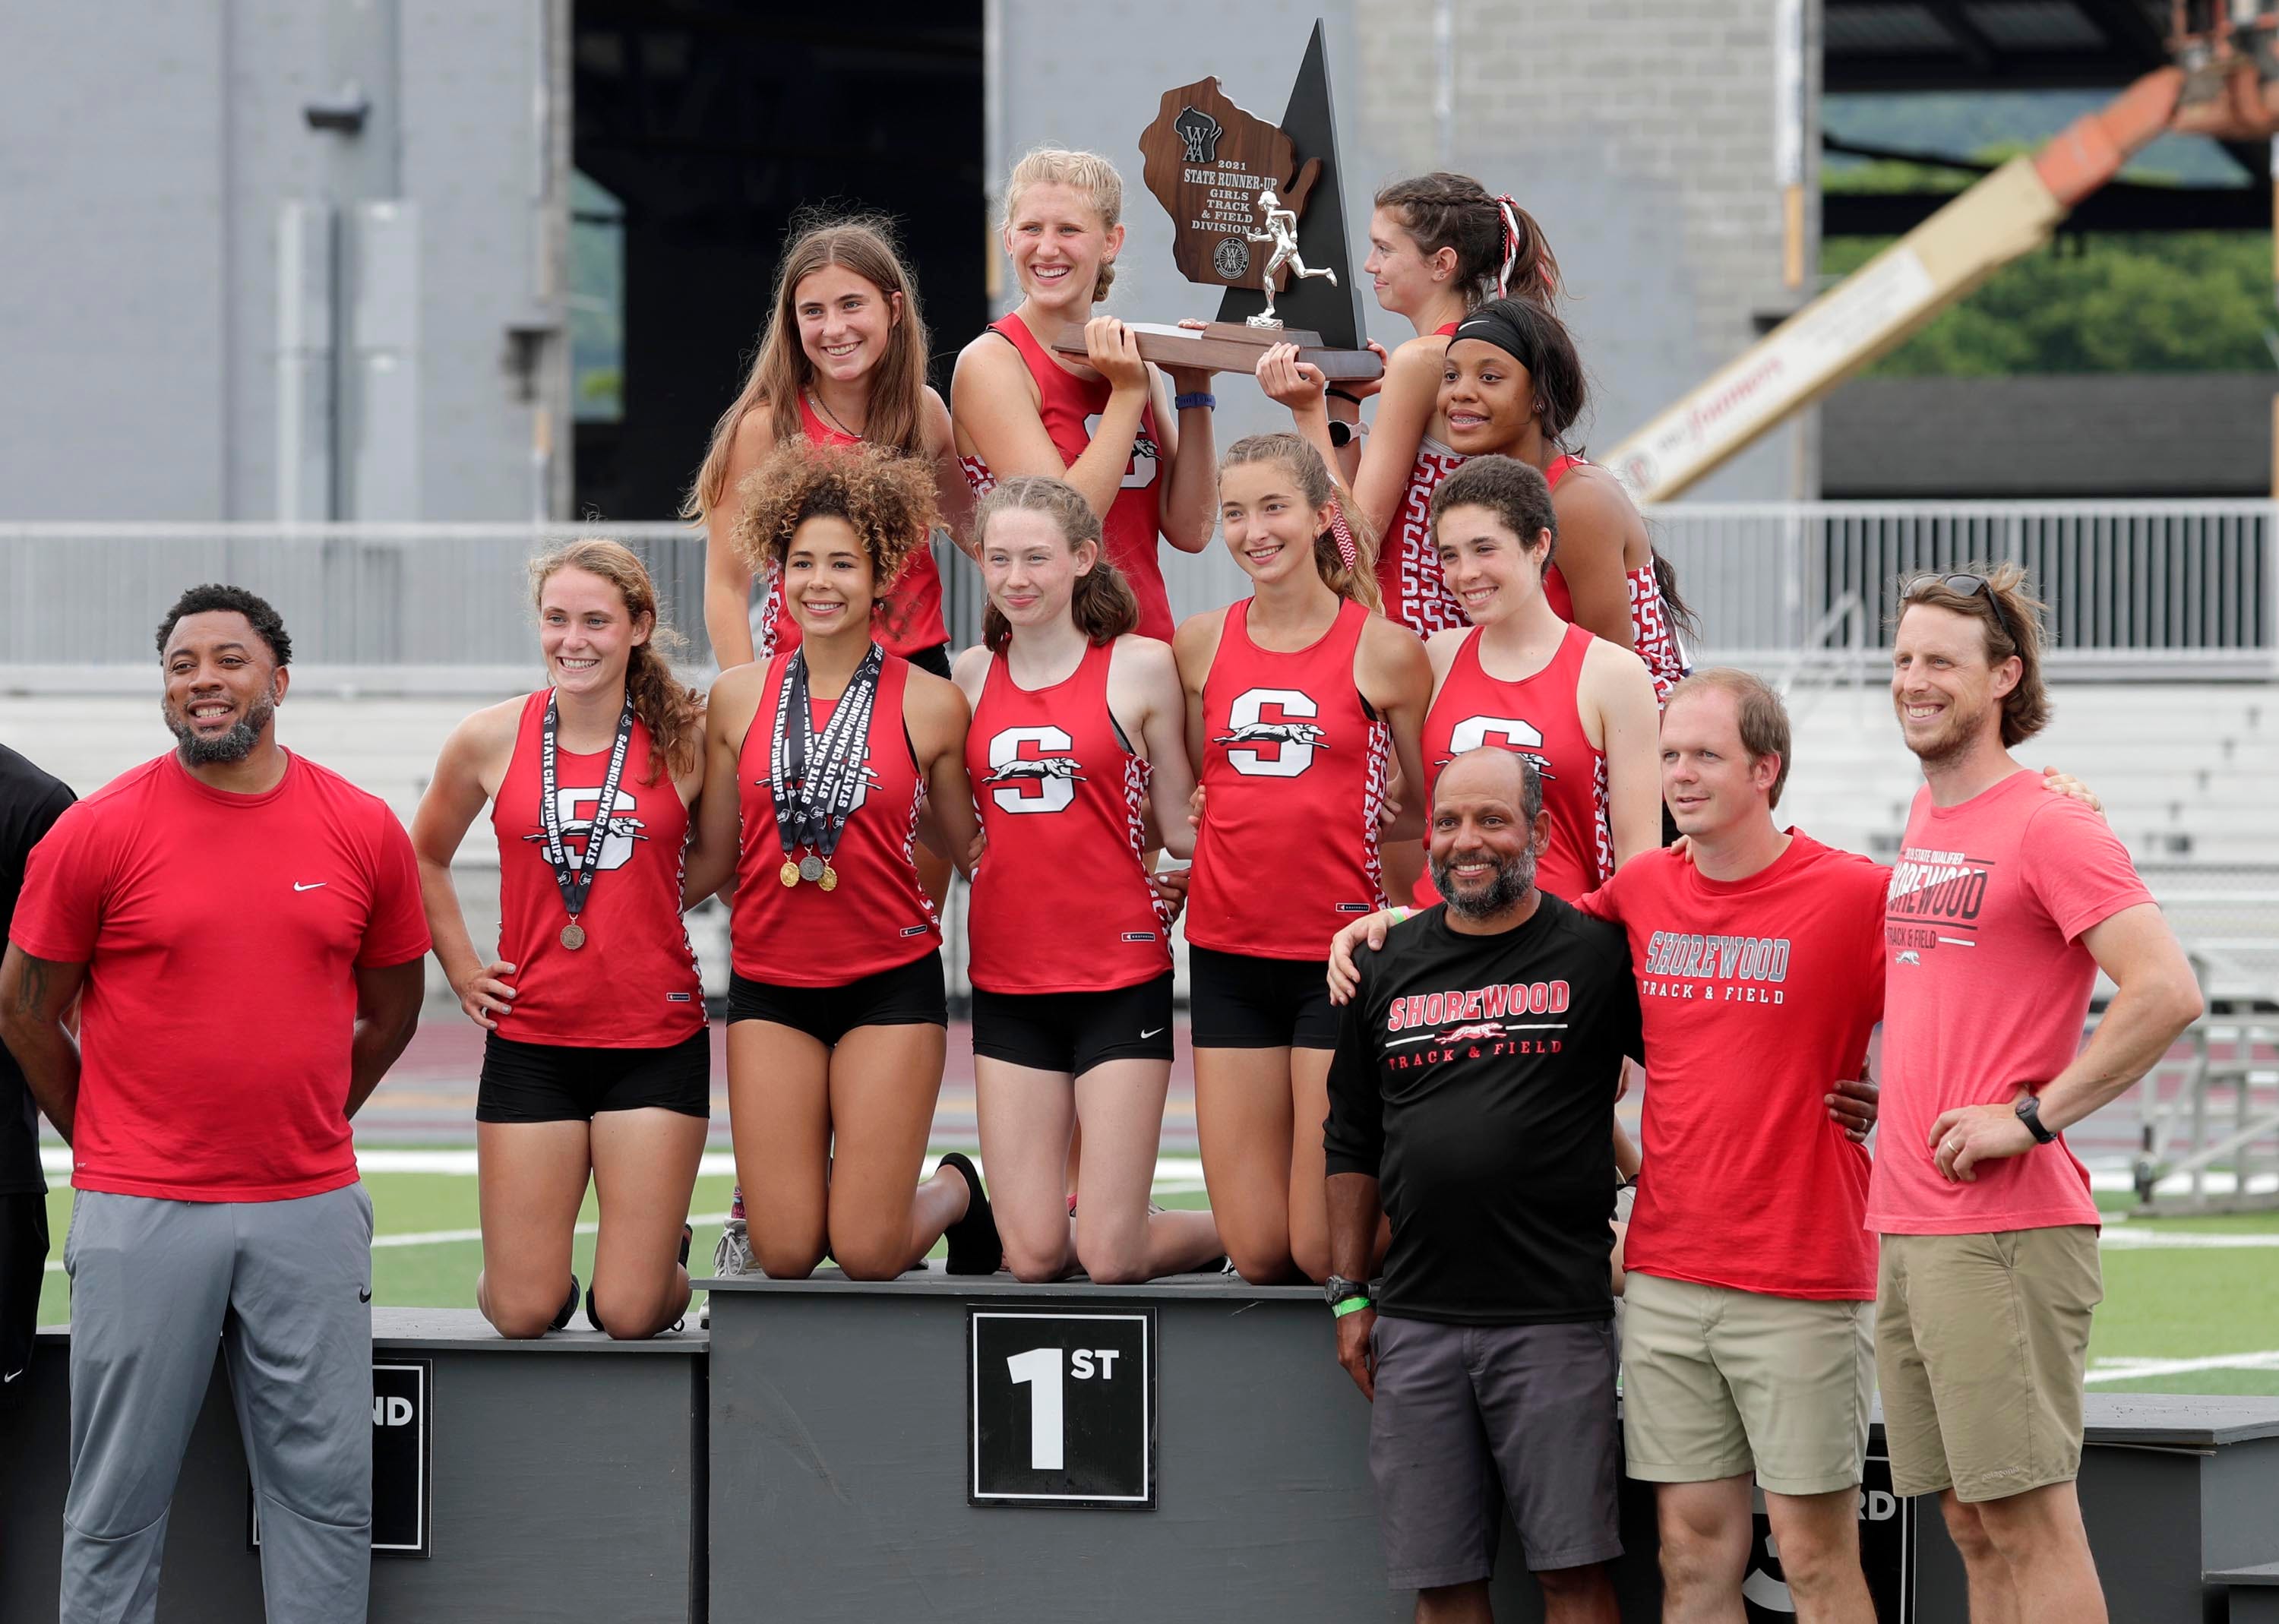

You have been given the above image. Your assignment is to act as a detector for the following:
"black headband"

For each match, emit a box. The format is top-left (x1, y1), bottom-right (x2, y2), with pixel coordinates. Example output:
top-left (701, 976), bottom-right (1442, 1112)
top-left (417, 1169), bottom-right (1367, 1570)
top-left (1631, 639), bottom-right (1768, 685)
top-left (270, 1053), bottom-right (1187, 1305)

top-left (1449, 305), bottom-right (1533, 369)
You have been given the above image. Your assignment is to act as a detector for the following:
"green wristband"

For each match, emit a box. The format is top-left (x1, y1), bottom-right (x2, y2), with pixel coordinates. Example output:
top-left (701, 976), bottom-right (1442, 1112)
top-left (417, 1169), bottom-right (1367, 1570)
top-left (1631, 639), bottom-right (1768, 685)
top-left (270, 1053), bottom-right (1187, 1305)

top-left (1332, 1295), bottom-right (1372, 1318)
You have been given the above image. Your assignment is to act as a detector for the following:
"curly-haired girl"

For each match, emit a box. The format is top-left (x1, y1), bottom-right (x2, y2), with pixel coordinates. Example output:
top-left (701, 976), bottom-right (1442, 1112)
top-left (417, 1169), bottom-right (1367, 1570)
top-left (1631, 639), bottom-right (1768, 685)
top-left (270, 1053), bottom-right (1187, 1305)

top-left (694, 439), bottom-right (999, 1279)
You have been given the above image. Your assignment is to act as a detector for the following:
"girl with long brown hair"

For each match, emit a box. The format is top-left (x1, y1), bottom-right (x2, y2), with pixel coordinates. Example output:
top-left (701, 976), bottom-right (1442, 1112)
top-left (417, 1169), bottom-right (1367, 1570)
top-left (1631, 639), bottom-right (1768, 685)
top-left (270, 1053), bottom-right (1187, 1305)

top-left (1174, 434), bottom-right (1430, 1283)
top-left (410, 539), bottom-right (713, 1338)
top-left (691, 215), bottom-right (974, 678)
top-left (950, 476), bottom-right (1222, 1284)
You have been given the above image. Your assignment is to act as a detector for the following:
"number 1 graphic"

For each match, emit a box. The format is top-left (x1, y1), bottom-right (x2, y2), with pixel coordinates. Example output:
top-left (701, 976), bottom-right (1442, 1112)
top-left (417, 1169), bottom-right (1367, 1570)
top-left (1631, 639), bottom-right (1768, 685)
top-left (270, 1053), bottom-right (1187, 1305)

top-left (1006, 1347), bottom-right (1064, 1471)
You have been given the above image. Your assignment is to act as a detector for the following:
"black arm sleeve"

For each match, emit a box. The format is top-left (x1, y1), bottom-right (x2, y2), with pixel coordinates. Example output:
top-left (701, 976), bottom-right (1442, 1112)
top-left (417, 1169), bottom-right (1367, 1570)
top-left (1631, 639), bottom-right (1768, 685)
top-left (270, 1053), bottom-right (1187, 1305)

top-left (1321, 956), bottom-right (1384, 1180)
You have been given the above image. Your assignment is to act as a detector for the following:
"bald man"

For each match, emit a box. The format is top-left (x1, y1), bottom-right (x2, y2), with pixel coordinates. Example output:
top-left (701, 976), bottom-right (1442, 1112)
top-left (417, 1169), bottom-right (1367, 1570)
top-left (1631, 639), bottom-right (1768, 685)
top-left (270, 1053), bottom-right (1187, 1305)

top-left (1323, 747), bottom-right (1639, 1624)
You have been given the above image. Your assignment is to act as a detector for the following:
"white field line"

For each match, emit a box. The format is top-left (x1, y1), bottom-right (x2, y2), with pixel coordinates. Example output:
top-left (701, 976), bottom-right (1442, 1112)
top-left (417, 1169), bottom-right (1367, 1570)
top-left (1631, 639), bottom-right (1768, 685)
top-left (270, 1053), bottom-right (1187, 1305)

top-left (49, 1212), bottom-right (737, 1275)
top-left (2086, 1351), bottom-right (2279, 1384)
top-left (40, 1147), bottom-right (1207, 1182)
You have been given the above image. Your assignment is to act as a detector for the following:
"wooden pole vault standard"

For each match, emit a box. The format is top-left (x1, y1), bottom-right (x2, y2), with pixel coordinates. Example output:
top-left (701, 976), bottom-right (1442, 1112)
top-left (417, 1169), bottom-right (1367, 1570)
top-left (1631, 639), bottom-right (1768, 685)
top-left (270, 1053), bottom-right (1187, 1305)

top-left (1604, 68), bottom-right (2186, 504)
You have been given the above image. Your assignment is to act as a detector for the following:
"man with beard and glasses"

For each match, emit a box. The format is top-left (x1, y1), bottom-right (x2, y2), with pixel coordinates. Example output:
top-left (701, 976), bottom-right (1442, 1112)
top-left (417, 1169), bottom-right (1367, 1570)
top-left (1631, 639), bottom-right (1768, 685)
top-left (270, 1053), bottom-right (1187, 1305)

top-left (1874, 565), bottom-right (2199, 1623)
top-left (0, 584), bottom-right (428, 1624)
top-left (1323, 747), bottom-right (1639, 1624)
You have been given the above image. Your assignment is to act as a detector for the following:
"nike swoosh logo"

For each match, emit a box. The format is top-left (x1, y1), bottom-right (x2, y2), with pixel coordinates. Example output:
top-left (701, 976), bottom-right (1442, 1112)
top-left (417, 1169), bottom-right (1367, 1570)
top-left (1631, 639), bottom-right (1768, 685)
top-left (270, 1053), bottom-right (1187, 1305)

top-left (294, 881), bottom-right (327, 893)
top-left (358, 1288), bottom-right (372, 1303)
top-left (2, 1369), bottom-right (21, 1383)
top-left (1140, 1028), bottom-right (1165, 1039)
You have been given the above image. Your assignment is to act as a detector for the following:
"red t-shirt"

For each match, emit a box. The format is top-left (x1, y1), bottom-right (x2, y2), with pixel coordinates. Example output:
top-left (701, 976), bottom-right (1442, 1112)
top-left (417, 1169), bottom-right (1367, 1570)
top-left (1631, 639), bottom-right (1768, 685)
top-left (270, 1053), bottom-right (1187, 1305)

top-left (1872, 770), bottom-right (2153, 1234)
top-left (1577, 833), bottom-right (1885, 1300)
top-left (10, 752), bottom-right (430, 1202)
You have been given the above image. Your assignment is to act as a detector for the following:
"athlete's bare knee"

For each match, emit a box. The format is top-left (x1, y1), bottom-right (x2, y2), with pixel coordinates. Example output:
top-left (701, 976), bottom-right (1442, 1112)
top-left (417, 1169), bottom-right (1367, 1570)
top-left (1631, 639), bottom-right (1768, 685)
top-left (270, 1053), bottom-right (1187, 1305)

top-left (1075, 1233), bottom-right (1150, 1285)
top-left (588, 1278), bottom-right (669, 1340)
top-left (828, 1234), bottom-right (910, 1281)
top-left (482, 1282), bottom-right (567, 1340)
top-left (1225, 1243), bottom-right (1299, 1284)
top-left (752, 1237), bottom-right (825, 1281)
top-left (1003, 1239), bottom-right (1072, 1283)
top-left (1288, 1232), bottom-right (1331, 1285)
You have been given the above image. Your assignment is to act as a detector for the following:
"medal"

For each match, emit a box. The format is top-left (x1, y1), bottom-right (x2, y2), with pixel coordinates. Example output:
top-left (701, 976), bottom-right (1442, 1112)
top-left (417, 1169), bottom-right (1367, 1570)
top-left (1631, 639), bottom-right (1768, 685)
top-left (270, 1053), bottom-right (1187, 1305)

top-left (538, 694), bottom-right (634, 950)
top-left (767, 644), bottom-right (883, 907)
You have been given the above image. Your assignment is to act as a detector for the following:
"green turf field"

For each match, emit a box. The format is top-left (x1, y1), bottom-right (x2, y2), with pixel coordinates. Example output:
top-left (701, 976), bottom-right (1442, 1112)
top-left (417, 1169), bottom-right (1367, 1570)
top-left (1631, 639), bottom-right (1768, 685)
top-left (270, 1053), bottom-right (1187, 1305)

top-left (34, 1165), bottom-right (2279, 1397)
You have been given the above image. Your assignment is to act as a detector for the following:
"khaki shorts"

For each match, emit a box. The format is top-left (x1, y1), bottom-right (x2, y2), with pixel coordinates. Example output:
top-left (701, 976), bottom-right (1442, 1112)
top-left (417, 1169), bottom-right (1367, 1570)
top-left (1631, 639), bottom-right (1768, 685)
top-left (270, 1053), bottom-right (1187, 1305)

top-left (1620, 1272), bottom-right (1873, 1496)
top-left (1876, 1227), bottom-right (2102, 1503)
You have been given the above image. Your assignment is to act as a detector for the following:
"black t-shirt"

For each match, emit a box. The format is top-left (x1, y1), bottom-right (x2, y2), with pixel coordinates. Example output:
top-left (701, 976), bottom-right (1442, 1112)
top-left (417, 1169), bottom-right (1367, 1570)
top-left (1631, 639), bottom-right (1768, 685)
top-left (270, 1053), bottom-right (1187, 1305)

top-left (0, 744), bottom-right (76, 1196)
top-left (1323, 892), bottom-right (1642, 1325)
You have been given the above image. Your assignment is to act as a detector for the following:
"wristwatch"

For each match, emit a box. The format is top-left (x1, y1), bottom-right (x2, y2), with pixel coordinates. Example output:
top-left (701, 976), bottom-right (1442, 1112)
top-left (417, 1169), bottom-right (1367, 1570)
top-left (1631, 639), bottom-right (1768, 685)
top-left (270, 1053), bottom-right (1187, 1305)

top-left (1323, 1274), bottom-right (1370, 1315)
top-left (1326, 418), bottom-right (1367, 450)
top-left (2015, 1095), bottom-right (2057, 1145)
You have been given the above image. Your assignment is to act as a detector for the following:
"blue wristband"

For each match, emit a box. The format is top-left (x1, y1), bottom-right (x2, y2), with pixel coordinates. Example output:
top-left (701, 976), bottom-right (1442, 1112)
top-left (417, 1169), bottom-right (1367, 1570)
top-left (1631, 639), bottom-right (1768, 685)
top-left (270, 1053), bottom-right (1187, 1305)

top-left (1174, 391), bottom-right (1216, 412)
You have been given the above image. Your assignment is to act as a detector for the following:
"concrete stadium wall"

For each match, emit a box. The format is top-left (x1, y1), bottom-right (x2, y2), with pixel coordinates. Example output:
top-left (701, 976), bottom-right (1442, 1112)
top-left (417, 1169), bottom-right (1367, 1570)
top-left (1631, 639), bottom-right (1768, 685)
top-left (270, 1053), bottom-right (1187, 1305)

top-left (0, 0), bottom-right (565, 523)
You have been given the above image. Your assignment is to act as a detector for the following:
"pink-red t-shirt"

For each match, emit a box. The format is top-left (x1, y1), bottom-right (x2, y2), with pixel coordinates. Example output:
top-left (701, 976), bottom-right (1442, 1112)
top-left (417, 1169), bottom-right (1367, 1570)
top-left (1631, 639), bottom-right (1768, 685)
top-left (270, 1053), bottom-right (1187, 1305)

top-left (9, 751), bottom-right (430, 1202)
top-left (1576, 833), bottom-right (1885, 1300)
top-left (1870, 769), bottom-right (2154, 1235)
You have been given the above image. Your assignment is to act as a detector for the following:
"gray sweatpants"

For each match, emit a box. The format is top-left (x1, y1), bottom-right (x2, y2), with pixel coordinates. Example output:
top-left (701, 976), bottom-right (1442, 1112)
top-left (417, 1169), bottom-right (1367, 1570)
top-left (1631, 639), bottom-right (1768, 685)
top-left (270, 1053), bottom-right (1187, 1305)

top-left (61, 1183), bottom-right (375, 1624)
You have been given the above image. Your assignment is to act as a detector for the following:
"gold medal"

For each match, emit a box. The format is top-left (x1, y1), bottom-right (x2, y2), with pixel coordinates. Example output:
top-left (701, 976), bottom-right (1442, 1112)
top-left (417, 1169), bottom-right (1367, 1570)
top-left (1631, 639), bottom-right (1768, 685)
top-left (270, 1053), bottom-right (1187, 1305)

top-left (818, 864), bottom-right (838, 893)
top-left (560, 922), bottom-right (586, 950)
top-left (779, 860), bottom-right (800, 887)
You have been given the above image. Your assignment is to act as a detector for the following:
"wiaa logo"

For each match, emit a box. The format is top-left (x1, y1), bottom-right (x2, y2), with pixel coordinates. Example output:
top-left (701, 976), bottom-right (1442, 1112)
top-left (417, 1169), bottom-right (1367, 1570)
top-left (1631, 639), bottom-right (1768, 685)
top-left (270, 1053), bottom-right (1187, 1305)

top-left (1173, 105), bottom-right (1222, 163)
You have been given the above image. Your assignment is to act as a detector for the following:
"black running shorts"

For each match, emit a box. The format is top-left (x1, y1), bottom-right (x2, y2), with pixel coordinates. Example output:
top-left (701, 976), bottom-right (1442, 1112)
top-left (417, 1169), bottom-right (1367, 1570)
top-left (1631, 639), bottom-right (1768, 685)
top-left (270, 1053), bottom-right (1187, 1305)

top-left (727, 950), bottom-right (948, 1045)
top-left (1187, 946), bottom-right (1339, 1051)
top-left (972, 972), bottom-right (1175, 1076)
top-left (906, 642), bottom-right (953, 680)
top-left (0, 1190), bottom-right (49, 1409)
top-left (476, 1028), bottom-right (712, 1123)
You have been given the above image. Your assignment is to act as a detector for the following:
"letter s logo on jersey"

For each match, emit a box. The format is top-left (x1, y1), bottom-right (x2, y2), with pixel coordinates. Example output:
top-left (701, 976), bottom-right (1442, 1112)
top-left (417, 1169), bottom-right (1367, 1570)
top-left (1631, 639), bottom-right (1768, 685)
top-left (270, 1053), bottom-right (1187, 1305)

top-left (1443, 715), bottom-right (1557, 782)
top-left (1083, 414), bottom-right (1160, 490)
top-left (1215, 689), bottom-right (1326, 778)
top-left (981, 726), bottom-right (1083, 813)
top-left (524, 789), bottom-right (645, 870)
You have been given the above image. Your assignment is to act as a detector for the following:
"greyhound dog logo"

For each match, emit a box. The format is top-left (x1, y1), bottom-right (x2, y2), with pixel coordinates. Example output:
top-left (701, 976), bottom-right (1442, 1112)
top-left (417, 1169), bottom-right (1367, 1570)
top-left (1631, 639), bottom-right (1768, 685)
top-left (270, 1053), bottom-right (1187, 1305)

top-left (1438, 1022), bottom-right (1506, 1045)
top-left (1216, 719), bottom-right (1327, 751)
top-left (1896, 949), bottom-right (1921, 966)
top-left (981, 756), bottom-right (1083, 788)
top-left (1173, 105), bottom-right (1222, 164)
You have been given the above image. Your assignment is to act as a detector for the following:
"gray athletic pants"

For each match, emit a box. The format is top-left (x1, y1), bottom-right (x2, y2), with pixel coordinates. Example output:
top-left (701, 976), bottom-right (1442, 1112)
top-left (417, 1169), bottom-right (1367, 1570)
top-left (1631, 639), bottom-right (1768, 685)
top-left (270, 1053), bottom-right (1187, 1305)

top-left (61, 1183), bottom-right (375, 1624)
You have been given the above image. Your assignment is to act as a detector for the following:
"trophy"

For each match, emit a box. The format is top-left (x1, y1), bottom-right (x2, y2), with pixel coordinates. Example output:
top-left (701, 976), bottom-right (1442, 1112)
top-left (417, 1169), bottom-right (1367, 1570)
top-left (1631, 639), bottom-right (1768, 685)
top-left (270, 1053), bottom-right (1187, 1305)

top-left (1052, 21), bottom-right (1382, 383)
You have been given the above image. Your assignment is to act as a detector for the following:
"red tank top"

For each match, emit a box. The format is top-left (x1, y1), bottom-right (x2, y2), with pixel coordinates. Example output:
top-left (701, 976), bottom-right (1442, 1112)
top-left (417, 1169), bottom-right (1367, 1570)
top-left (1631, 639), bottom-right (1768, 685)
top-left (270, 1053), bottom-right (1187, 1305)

top-left (966, 640), bottom-right (1170, 993)
top-left (752, 398), bottom-right (950, 662)
top-left (1187, 597), bottom-right (1390, 959)
top-left (1377, 434), bottom-right (1468, 637)
top-left (1538, 453), bottom-right (1685, 704)
top-left (956, 313), bottom-right (1172, 640)
top-left (491, 692), bottom-right (703, 1046)
top-left (731, 650), bottom-right (939, 984)
top-left (1418, 623), bottom-right (1611, 905)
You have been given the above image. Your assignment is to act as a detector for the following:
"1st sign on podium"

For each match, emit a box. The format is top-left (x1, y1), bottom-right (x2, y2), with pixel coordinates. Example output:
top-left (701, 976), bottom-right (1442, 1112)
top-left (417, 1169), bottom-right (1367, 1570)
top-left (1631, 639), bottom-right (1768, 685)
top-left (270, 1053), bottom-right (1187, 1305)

top-left (968, 1308), bottom-right (1156, 1509)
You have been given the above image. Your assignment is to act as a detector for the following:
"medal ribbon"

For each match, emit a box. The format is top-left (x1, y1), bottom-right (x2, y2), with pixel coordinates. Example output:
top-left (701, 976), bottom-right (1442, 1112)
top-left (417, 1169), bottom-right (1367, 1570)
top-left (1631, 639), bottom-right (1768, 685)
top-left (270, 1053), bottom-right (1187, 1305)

top-left (539, 694), bottom-right (636, 924)
top-left (769, 643), bottom-right (884, 869)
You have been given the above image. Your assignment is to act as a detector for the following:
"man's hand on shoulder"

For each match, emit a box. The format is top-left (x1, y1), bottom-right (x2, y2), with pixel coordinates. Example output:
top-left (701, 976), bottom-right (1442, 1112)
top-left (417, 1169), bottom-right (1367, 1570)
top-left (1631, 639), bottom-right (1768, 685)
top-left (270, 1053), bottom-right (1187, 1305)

top-left (1327, 908), bottom-right (1402, 1003)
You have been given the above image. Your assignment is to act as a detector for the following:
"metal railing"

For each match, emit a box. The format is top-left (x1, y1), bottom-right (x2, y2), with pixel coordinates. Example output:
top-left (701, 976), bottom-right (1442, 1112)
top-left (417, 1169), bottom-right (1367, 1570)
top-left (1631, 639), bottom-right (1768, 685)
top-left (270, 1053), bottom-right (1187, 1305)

top-left (1, 499), bottom-right (2272, 687)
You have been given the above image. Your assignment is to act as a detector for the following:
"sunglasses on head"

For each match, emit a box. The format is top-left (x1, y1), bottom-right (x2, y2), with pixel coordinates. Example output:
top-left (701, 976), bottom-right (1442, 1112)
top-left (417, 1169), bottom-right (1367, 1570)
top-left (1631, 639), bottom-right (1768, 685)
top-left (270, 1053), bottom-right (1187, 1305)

top-left (1903, 572), bottom-right (2015, 651)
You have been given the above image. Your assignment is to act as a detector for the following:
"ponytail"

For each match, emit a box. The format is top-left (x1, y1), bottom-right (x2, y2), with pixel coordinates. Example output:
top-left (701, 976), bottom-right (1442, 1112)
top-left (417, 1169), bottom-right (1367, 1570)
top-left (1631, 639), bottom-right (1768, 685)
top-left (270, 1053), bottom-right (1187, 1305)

top-left (1374, 174), bottom-right (1559, 312)
top-left (1222, 432), bottom-right (1382, 611)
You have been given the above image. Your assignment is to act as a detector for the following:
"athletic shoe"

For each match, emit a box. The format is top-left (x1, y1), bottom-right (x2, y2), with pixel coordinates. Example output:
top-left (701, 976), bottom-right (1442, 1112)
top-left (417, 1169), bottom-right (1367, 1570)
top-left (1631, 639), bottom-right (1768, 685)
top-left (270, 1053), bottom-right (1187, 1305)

top-left (713, 1216), bottom-right (753, 1278)
top-left (937, 1152), bottom-right (1002, 1276)
top-left (584, 1281), bottom-right (602, 1335)
top-left (549, 1273), bottom-right (580, 1334)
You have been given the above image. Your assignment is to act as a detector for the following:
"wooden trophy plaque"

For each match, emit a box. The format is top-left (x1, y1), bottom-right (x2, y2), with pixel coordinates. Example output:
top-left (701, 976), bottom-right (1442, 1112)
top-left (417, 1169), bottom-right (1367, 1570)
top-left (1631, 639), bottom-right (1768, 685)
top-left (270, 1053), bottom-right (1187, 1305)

top-left (1053, 21), bottom-right (1380, 384)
